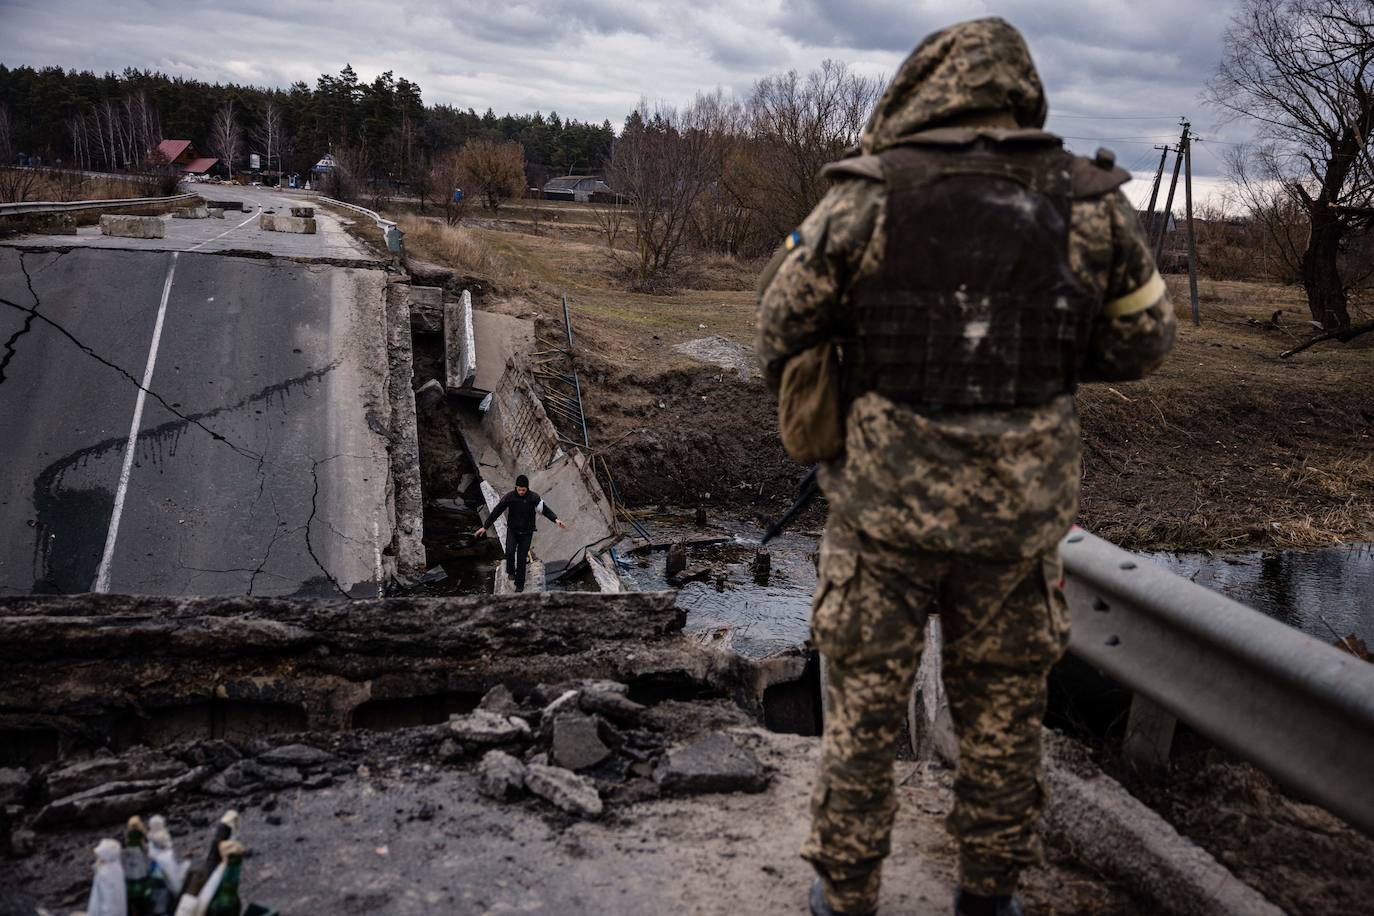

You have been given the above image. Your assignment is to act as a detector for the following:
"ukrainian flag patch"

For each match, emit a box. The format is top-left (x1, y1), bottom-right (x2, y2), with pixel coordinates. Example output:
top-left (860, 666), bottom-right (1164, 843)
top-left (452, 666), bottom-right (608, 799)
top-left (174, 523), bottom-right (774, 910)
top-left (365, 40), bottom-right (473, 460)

top-left (785, 230), bottom-right (802, 251)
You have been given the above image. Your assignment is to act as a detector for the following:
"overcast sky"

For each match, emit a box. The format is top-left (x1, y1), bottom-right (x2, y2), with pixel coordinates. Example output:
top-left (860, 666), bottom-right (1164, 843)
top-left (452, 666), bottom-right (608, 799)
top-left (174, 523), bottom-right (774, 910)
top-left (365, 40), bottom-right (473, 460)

top-left (1, 0), bottom-right (1248, 206)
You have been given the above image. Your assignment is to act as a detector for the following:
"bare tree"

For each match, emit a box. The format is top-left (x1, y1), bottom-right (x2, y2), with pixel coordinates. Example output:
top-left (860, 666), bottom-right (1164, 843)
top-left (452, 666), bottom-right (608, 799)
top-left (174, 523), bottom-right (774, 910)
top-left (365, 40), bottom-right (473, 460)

top-left (456, 139), bottom-right (526, 211)
top-left (210, 101), bottom-right (244, 181)
top-left (428, 149), bottom-right (467, 225)
top-left (606, 94), bottom-right (732, 290)
top-left (1210, 0), bottom-right (1374, 329)
top-left (734, 60), bottom-right (884, 242)
top-left (255, 99), bottom-right (287, 179)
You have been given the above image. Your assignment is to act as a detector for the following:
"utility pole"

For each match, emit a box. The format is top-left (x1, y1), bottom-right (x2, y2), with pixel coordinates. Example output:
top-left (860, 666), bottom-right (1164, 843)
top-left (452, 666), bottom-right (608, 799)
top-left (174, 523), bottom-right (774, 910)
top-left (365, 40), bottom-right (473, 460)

top-left (1143, 144), bottom-right (1170, 240)
top-left (1182, 123), bottom-right (1200, 326)
top-left (1153, 120), bottom-right (1190, 263)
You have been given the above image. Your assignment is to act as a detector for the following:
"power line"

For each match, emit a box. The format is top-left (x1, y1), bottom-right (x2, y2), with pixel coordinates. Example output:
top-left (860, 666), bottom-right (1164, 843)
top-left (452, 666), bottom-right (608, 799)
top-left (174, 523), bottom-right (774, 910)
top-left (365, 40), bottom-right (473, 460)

top-left (1060, 134), bottom-right (1181, 142)
top-left (1052, 113), bottom-right (1182, 120)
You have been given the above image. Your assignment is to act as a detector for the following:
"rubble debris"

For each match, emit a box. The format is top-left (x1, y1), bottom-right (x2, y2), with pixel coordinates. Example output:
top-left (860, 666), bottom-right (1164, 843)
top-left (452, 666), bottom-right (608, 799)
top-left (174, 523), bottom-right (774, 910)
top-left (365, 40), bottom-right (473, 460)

top-left (579, 688), bottom-right (646, 725)
top-left (670, 562), bottom-right (713, 586)
top-left (477, 750), bottom-right (527, 799)
top-left (524, 763), bottom-right (603, 818)
top-left (671, 335), bottom-right (759, 381)
top-left (202, 760), bottom-right (302, 796)
top-left (257, 744), bottom-right (335, 768)
top-left (479, 684), bottom-right (520, 715)
top-left (49, 753), bottom-right (187, 800)
top-left (448, 709), bottom-right (532, 746)
top-left (549, 713), bottom-right (612, 770)
top-left (99, 214), bottom-right (164, 239)
top-left (415, 377), bottom-right (445, 409)
top-left (654, 732), bottom-right (770, 795)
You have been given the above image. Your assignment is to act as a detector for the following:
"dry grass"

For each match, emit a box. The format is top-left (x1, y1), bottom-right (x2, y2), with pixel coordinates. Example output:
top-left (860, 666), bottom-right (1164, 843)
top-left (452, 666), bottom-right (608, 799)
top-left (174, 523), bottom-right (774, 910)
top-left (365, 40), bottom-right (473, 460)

top-left (396, 215), bottom-right (529, 287)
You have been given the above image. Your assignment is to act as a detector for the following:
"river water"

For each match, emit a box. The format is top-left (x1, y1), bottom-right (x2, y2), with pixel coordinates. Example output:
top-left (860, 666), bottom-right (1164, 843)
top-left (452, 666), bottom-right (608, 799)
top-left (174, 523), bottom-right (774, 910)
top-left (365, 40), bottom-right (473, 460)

top-left (1147, 543), bottom-right (1374, 643)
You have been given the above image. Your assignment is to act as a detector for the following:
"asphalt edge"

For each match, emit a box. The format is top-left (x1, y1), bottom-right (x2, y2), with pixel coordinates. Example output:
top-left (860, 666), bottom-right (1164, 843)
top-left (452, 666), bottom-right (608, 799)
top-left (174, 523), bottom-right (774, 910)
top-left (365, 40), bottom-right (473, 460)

top-left (384, 280), bottom-right (427, 575)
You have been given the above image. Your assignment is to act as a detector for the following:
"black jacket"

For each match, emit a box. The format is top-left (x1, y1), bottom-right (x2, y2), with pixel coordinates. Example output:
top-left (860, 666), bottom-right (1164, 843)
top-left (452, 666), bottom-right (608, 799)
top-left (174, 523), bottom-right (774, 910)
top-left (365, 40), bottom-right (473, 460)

top-left (488, 489), bottom-right (558, 534)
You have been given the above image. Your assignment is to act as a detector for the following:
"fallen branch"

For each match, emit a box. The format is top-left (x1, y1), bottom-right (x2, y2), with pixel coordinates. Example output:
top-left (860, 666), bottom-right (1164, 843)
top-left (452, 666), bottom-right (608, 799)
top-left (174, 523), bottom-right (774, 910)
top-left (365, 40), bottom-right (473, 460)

top-left (1279, 319), bottom-right (1374, 358)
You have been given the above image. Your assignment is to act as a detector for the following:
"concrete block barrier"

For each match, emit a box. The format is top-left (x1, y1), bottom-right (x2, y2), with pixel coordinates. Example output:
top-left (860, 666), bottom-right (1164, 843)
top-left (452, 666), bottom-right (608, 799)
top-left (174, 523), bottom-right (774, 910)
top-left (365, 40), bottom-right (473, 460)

top-left (204, 199), bottom-right (244, 211)
top-left (99, 214), bottom-right (165, 239)
top-left (208, 208), bottom-right (226, 219)
top-left (259, 214), bottom-right (317, 234)
top-left (290, 206), bottom-right (315, 218)
top-left (173, 207), bottom-right (210, 219)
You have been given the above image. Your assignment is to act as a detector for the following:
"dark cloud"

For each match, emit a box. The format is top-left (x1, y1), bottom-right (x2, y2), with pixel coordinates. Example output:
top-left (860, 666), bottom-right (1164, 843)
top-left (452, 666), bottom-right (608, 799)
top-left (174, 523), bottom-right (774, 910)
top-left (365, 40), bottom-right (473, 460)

top-left (0, 0), bottom-right (1249, 186)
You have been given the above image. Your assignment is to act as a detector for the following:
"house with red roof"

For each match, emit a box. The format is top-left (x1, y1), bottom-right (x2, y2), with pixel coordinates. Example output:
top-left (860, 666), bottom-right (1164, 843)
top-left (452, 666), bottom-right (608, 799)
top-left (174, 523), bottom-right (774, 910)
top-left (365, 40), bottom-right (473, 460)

top-left (152, 140), bottom-right (219, 175)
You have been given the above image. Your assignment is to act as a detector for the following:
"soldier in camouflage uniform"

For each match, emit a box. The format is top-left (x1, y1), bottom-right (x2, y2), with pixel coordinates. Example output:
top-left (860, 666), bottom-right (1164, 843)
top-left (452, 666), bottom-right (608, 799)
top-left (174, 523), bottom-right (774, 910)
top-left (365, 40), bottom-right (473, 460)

top-left (756, 18), bottom-right (1176, 916)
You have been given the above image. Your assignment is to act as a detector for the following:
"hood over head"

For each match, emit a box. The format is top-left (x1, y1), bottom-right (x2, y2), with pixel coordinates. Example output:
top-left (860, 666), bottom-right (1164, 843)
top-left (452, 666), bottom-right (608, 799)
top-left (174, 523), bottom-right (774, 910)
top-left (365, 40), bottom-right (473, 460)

top-left (861, 17), bottom-right (1047, 154)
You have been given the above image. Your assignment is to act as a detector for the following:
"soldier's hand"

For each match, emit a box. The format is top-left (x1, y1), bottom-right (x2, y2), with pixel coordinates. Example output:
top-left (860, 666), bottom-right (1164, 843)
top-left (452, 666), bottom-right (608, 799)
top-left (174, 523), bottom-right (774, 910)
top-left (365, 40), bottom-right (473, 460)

top-left (556, 519), bottom-right (568, 529)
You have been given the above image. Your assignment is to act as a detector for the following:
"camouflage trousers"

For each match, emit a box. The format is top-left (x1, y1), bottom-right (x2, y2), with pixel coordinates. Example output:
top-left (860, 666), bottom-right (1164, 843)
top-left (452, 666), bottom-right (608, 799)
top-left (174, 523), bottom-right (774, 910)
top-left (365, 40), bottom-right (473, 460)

top-left (802, 513), bottom-right (1070, 912)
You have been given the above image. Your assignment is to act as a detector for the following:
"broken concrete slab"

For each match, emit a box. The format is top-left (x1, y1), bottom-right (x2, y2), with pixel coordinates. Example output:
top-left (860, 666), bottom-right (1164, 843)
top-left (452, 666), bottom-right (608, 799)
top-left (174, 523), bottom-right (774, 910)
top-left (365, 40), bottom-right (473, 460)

top-left (202, 759), bottom-right (303, 796)
top-left (654, 731), bottom-right (769, 795)
top-left (173, 206), bottom-right (210, 219)
top-left (525, 763), bottom-right (603, 818)
top-left (449, 709), bottom-right (532, 747)
top-left (580, 689), bottom-right (646, 725)
top-left (259, 214), bottom-right (317, 234)
top-left (207, 208), bottom-right (226, 219)
top-left (670, 562), bottom-right (713, 586)
top-left (407, 284), bottom-right (445, 334)
top-left (34, 766), bottom-right (210, 828)
top-left (470, 311), bottom-right (536, 395)
top-left (99, 214), bottom-right (165, 238)
top-left (258, 744), bottom-right (335, 768)
top-left (549, 713), bottom-right (612, 770)
top-left (445, 289), bottom-right (478, 390)
top-left (47, 753), bottom-right (186, 800)
top-left (480, 684), bottom-right (520, 715)
top-left (478, 750), bottom-right (527, 800)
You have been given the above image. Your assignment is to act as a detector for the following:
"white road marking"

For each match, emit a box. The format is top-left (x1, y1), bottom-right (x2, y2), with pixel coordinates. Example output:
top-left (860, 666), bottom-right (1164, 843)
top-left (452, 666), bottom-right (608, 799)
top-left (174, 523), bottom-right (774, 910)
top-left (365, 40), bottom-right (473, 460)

top-left (186, 210), bottom-right (257, 252)
top-left (92, 251), bottom-right (179, 592)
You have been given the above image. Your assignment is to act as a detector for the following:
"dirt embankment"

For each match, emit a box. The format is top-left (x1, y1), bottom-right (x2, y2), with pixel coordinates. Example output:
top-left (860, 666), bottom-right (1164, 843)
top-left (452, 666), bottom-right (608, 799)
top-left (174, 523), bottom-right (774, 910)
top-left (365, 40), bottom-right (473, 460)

top-left (397, 208), bottom-right (1372, 553)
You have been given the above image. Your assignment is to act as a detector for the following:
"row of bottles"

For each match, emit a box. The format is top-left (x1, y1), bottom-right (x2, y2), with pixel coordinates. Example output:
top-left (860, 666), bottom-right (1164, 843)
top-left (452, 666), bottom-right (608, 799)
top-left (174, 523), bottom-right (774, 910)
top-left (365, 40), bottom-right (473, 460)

top-left (87, 810), bottom-right (248, 916)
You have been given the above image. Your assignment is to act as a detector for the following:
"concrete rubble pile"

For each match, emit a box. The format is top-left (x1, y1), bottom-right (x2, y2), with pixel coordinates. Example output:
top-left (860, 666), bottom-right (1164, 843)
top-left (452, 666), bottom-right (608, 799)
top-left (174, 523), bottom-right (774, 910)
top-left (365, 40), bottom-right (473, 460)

top-left (450, 680), bottom-right (771, 820)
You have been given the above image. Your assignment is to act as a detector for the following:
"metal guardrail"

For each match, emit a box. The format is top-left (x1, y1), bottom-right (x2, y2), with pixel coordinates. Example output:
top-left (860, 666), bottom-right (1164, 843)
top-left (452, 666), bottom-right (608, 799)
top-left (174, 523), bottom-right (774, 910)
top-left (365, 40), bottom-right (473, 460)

top-left (1062, 528), bottom-right (1374, 835)
top-left (316, 196), bottom-right (404, 254)
top-left (0, 192), bottom-right (197, 217)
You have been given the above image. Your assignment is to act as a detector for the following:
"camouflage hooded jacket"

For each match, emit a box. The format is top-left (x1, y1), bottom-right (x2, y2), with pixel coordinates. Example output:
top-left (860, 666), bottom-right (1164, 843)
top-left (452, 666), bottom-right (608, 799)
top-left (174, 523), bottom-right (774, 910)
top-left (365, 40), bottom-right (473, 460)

top-left (757, 17), bottom-right (1176, 559)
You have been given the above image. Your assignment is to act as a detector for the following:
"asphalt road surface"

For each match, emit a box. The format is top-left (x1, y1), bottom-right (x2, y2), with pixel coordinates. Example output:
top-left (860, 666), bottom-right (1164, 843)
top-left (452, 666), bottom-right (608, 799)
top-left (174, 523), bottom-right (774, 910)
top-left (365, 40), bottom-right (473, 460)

top-left (0, 191), bottom-right (399, 597)
top-left (24, 183), bottom-right (376, 259)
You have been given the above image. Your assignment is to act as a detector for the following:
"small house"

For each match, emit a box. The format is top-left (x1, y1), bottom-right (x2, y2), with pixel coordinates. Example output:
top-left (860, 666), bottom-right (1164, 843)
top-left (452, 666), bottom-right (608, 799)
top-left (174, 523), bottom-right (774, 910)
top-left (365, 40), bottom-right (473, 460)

top-left (153, 140), bottom-right (219, 175)
top-left (542, 176), bottom-right (612, 203)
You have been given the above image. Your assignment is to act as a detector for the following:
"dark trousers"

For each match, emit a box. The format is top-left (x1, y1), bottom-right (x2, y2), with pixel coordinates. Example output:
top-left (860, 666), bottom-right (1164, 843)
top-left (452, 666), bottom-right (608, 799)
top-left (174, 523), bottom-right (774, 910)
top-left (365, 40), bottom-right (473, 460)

top-left (505, 530), bottom-right (535, 591)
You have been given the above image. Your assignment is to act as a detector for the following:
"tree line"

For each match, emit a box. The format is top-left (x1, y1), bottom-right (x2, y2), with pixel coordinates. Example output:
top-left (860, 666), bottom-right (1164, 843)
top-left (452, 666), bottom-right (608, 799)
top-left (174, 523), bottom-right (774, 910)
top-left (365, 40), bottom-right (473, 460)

top-left (0, 64), bottom-right (615, 190)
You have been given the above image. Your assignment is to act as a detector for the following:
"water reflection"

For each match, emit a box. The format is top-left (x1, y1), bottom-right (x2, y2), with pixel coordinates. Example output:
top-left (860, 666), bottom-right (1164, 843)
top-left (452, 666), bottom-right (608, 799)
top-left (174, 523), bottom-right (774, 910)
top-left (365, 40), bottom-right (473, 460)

top-left (616, 513), bottom-right (818, 657)
top-left (1147, 543), bottom-right (1374, 641)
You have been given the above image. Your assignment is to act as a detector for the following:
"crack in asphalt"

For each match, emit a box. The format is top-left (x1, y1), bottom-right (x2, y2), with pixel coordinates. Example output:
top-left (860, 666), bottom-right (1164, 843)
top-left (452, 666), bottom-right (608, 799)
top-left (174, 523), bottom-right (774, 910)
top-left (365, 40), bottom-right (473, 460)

top-left (304, 455), bottom-right (351, 597)
top-left (0, 283), bottom-right (263, 463)
top-left (0, 255), bottom-right (46, 382)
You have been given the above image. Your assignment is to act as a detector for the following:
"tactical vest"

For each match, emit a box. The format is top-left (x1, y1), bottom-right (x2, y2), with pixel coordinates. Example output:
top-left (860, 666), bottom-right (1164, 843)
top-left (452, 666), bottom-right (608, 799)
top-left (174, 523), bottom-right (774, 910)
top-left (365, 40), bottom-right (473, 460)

top-left (845, 135), bottom-right (1098, 408)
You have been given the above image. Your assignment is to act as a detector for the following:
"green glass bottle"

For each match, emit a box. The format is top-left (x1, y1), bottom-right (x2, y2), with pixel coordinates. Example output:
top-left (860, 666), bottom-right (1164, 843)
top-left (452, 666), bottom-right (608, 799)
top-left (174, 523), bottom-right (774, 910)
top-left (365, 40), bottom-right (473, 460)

top-left (205, 840), bottom-right (244, 916)
top-left (123, 815), bottom-right (153, 915)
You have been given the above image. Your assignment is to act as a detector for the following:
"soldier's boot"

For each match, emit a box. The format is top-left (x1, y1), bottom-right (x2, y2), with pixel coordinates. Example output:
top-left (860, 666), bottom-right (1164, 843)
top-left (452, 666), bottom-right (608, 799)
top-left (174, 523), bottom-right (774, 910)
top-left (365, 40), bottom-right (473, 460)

top-left (953, 889), bottom-right (1024, 916)
top-left (809, 879), bottom-right (876, 916)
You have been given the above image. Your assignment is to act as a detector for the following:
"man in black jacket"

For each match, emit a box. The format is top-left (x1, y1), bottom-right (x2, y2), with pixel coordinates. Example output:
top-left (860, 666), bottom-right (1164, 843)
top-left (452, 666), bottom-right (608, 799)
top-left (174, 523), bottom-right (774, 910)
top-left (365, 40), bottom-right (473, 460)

top-left (474, 474), bottom-right (566, 592)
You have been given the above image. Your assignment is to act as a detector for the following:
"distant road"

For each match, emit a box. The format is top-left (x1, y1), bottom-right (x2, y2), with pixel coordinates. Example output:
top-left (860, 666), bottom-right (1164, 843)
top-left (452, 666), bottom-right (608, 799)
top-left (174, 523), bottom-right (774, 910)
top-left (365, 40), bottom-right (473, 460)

top-left (0, 184), bottom-right (398, 597)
